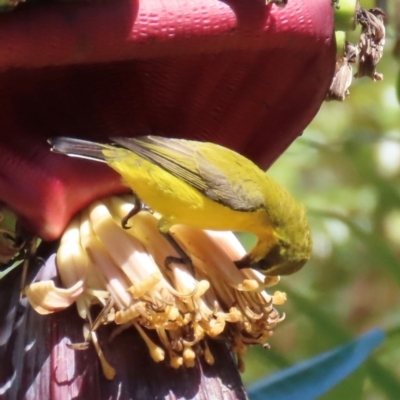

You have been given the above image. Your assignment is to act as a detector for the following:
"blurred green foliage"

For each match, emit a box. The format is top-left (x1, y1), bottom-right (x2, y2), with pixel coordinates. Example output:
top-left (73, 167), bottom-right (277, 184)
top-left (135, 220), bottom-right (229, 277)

top-left (242, 1), bottom-right (400, 398)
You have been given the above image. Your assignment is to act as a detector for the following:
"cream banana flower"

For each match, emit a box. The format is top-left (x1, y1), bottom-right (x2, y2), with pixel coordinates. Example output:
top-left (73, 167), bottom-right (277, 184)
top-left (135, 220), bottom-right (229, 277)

top-left (24, 195), bottom-right (286, 379)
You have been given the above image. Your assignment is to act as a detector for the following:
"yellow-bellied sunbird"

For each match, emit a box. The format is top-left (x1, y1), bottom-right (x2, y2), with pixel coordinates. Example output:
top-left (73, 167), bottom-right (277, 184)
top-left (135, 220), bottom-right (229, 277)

top-left (49, 136), bottom-right (311, 276)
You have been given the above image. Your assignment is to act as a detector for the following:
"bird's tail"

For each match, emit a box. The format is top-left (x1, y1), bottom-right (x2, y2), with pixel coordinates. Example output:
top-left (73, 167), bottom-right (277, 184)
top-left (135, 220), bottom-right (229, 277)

top-left (48, 137), bottom-right (107, 162)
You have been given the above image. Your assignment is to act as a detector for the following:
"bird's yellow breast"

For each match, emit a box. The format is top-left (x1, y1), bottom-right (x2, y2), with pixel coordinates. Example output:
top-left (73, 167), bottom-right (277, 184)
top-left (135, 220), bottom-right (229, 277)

top-left (106, 152), bottom-right (270, 234)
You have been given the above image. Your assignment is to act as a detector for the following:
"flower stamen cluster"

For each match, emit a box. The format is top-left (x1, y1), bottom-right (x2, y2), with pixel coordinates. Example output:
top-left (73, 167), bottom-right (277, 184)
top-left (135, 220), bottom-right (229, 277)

top-left (25, 195), bottom-right (286, 379)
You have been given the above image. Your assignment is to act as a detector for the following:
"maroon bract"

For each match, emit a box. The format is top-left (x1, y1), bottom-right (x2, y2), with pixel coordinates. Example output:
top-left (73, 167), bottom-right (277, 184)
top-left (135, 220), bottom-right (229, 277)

top-left (0, 0), bottom-right (335, 240)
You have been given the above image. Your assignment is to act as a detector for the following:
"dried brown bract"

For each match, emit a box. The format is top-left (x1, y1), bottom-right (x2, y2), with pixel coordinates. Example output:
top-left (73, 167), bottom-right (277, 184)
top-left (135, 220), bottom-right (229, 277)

top-left (326, 42), bottom-right (358, 101)
top-left (326, 6), bottom-right (386, 102)
top-left (355, 8), bottom-right (386, 81)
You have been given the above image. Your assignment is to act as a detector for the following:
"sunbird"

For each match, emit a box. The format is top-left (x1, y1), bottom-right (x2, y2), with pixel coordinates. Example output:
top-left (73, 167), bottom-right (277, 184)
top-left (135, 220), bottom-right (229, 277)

top-left (49, 136), bottom-right (312, 275)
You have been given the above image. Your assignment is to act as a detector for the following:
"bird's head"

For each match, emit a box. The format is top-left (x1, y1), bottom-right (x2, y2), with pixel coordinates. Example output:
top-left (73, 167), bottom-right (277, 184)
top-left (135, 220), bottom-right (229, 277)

top-left (254, 242), bottom-right (309, 275)
top-left (236, 234), bottom-right (312, 276)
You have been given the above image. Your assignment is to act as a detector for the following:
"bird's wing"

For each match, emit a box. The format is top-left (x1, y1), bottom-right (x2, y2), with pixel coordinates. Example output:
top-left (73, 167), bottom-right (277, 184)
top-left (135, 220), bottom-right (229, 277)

top-left (49, 137), bottom-right (109, 162)
top-left (111, 136), bottom-right (267, 212)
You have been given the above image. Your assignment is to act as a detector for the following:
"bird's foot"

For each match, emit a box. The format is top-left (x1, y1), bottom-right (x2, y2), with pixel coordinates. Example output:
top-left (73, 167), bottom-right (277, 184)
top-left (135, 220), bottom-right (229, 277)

top-left (161, 232), bottom-right (194, 274)
top-left (121, 192), bottom-right (145, 229)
